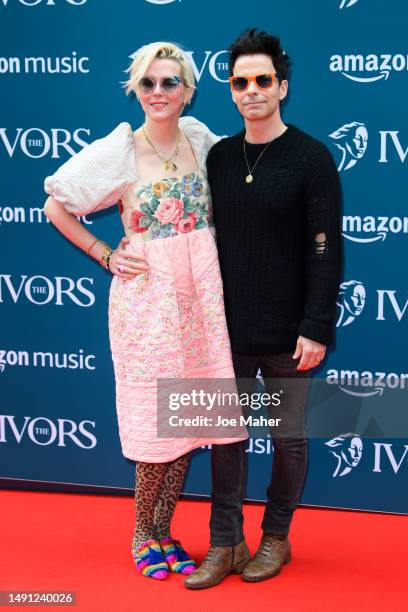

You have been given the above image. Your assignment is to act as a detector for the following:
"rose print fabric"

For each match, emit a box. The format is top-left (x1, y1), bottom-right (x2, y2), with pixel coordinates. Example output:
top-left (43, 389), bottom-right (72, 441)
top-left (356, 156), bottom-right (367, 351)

top-left (108, 170), bottom-right (247, 462)
top-left (119, 172), bottom-right (211, 240)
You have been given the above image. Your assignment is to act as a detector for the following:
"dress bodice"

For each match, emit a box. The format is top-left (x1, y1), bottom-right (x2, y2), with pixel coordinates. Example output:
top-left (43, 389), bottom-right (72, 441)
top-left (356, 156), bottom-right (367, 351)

top-left (119, 169), bottom-right (213, 241)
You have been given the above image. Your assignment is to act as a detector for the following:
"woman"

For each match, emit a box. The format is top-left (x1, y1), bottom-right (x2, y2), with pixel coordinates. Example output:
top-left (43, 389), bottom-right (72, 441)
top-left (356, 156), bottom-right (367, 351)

top-left (44, 42), bottom-right (246, 581)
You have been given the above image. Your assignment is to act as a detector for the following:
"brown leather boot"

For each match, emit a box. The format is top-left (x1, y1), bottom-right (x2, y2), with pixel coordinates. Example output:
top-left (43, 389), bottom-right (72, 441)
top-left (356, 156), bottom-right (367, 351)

top-left (184, 540), bottom-right (250, 589)
top-left (241, 534), bottom-right (291, 582)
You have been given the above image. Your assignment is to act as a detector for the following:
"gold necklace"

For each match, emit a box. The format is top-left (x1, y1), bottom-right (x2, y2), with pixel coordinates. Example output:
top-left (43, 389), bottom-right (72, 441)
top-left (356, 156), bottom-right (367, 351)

top-left (243, 134), bottom-right (274, 184)
top-left (142, 125), bottom-right (181, 172)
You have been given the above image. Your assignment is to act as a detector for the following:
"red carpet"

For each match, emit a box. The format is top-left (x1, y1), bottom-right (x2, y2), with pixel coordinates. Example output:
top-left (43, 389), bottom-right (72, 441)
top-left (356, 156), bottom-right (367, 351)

top-left (1, 490), bottom-right (407, 611)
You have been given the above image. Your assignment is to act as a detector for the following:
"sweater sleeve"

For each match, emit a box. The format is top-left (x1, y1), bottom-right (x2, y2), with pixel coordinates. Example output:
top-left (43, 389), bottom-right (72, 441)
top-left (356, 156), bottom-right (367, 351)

top-left (297, 144), bottom-right (343, 345)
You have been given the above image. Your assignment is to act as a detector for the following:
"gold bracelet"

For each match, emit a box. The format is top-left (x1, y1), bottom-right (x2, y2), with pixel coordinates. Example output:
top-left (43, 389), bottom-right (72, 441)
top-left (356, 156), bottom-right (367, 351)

top-left (86, 238), bottom-right (100, 256)
top-left (100, 245), bottom-right (114, 270)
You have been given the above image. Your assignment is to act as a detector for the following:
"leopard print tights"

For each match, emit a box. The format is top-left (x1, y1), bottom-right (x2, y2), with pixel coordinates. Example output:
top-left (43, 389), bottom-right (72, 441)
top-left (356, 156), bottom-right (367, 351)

top-left (131, 454), bottom-right (189, 554)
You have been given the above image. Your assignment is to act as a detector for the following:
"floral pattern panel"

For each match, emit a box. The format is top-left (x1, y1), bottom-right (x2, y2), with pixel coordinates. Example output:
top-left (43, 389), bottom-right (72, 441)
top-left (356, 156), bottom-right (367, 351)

top-left (128, 172), bottom-right (213, 240)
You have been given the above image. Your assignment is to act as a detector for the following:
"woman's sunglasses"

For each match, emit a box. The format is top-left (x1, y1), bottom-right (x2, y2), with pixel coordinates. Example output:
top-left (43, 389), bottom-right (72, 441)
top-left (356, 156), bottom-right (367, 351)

top-left (228, 73), bottom-right (280, 92)
top-left (138, 75), bottom-right (183, 94)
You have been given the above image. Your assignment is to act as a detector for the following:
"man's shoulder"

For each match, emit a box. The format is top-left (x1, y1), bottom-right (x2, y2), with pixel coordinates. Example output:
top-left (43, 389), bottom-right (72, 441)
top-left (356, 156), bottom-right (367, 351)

top-left (208, 130), bottom-right (244, 157)
top-left (288, 124), bottom-right (333, 161)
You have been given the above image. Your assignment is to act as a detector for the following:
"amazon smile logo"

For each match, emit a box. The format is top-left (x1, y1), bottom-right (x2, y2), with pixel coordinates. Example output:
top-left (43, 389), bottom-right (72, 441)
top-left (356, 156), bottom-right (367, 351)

top-left (326, 369), bottom-right (408, 398)
top-left (342, 215), bottom-right (408, 244)
top-left (329, 53), bottom-right (408, 83)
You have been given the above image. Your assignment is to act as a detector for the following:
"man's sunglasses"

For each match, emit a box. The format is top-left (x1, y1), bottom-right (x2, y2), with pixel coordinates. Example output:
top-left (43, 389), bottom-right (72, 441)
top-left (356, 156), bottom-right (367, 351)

top-left (228, 73), bottom-right (280, 92)
top-left (138, 75), bottom-right (183, 93)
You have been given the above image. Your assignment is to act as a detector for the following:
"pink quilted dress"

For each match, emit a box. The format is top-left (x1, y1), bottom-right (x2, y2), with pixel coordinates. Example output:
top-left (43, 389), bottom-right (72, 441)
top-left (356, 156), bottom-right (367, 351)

top-left (44, 117), bottom-right (247, 463)
top-left (108, 169), bottom-right (246, 462)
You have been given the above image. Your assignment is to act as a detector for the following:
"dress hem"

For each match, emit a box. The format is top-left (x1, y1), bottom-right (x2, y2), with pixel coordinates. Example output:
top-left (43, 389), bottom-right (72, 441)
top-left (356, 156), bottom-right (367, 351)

top-left (121, 435), bottom-right (248, 463)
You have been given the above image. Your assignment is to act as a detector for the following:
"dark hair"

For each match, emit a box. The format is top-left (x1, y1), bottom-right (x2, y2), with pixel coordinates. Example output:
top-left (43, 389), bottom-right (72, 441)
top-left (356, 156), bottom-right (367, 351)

top-left (228, 28), bottom-right (290, 81)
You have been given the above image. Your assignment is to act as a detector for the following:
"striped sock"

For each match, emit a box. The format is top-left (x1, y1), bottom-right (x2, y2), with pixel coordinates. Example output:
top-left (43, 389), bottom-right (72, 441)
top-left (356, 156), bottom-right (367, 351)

top-left (160, 537), bottom-right (196, 575)
top-left (134, 539), bottom-right (169, 580)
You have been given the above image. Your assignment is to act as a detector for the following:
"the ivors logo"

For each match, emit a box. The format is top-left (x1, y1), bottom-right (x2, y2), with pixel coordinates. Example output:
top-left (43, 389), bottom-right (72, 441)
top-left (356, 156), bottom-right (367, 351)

top-left (0, 415), bottom-right (96, 448)
top-left (0, 275), bottom-right (95, 307)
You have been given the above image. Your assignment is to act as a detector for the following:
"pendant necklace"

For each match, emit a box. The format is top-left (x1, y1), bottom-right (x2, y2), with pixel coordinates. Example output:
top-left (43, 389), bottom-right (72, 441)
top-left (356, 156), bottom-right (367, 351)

top-left (243, 134), bottom-right (274, 184)
top-left (142, 125), bottom-right (181, 172)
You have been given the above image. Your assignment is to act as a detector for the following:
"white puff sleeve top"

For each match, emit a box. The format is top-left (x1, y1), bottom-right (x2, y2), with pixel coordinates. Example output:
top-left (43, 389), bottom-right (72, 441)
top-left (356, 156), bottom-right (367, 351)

top-left (44, 116), bottom-right (220, 217)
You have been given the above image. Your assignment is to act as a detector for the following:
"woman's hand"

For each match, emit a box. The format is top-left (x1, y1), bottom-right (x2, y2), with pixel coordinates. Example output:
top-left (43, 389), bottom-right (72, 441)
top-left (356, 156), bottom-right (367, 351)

top-left (109, 237), bottom-right (149, 279)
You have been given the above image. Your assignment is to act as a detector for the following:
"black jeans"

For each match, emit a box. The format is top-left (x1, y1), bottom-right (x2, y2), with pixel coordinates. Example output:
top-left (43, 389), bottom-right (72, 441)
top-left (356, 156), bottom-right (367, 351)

top-left (210, 352), bottom-right (310, 546)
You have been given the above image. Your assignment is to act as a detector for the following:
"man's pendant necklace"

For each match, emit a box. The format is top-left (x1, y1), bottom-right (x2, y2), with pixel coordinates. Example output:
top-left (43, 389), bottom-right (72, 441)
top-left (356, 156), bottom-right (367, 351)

top-left (142, 125), bottom-right (181, 172)
top-left (243, 134), bottom-right (274, 183)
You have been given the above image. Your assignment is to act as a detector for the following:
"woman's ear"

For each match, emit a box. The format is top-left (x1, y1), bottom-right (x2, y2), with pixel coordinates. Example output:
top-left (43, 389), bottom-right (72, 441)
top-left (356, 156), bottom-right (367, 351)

top-left (183, 86), bottom-right (195, 106)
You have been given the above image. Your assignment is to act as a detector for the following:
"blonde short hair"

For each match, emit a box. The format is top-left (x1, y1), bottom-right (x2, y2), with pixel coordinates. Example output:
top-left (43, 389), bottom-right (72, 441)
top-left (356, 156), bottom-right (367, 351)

top-left (124, 41), bottom-right (196, 96)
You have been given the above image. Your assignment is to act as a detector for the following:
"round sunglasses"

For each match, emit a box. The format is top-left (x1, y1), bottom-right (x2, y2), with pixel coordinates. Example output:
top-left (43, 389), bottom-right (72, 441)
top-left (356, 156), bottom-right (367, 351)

top-left (138, 75), bottom-right (183, 94)
top-left (229, 73), bottom-right (280, 92)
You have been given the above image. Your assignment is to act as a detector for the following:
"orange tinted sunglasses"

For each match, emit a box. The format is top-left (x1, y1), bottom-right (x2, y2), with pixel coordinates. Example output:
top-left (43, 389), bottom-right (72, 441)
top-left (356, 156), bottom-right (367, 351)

top-left (229, 73), bottom-right (280, 92)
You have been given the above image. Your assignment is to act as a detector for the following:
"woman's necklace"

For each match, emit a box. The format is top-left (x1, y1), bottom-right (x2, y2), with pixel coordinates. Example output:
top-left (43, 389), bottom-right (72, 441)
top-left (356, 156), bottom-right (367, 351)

top-left (243, 135), bottom-right (274, 184)
top-left (142, 125), bottom-right (181, 172)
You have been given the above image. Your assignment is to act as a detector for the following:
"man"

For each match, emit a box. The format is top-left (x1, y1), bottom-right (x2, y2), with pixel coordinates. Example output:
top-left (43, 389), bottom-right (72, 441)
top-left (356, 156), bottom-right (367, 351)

top-left (185, 28), bottom-right (342, 589)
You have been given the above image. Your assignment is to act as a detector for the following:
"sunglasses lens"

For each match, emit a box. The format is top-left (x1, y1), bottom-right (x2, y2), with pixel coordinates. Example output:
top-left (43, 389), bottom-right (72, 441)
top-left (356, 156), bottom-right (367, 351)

top-left (139, 76), bottom-right (181, 93)
top-left (139, 77), bottom-right (154, 92)
top-left (162, 77), bottom-right (181, 92)
top-left (231, 77), bottom-right (248, 91)
top-left (256, 74), bottom-right (274, 88)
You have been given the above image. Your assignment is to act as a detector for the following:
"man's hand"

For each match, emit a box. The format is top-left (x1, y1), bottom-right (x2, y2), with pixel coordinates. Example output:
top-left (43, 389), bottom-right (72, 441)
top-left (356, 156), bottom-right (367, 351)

top-left (292, 335), bottom-right (326, 371)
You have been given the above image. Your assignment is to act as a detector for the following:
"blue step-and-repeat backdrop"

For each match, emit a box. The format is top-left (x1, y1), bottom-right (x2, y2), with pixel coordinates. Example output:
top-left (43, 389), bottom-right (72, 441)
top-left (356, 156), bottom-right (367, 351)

top-left (1, 0), bottom-right (407, 514)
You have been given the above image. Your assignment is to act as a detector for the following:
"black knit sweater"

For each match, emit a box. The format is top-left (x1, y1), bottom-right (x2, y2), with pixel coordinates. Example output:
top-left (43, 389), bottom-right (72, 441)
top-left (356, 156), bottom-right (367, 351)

top-left (207, 124), bottom-right (342, 355)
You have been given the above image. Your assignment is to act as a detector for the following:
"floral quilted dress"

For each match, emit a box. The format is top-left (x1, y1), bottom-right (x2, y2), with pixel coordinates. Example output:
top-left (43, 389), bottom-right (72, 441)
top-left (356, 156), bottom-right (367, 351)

top-left (108, 170), bottom-right (246, 462)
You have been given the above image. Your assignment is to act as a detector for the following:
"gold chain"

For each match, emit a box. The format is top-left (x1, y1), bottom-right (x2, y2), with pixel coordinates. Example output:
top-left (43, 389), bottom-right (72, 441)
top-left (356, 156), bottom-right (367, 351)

top-left (243, 135), bottom-right (274, 184)
top-left (142, 125), bottom-right (181, 172)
